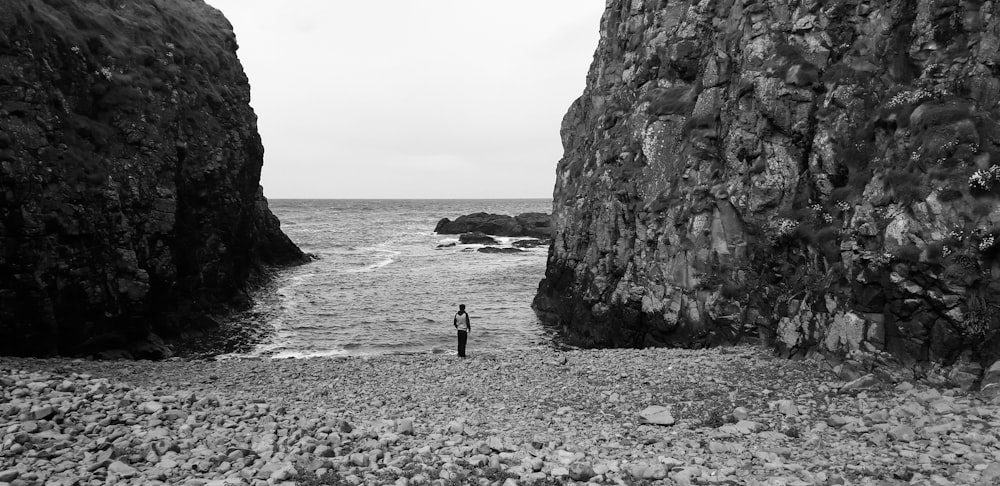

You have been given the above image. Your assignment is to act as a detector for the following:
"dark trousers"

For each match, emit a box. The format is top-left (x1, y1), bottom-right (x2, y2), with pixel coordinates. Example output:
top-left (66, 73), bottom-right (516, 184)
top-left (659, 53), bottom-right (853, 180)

top-left (457, 330), bottom-right (468, 357)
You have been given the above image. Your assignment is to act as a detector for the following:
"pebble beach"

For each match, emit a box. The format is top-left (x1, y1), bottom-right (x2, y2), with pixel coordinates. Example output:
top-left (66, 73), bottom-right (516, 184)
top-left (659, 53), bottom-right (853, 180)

top-left (2, 345), bottom-right (999, 486)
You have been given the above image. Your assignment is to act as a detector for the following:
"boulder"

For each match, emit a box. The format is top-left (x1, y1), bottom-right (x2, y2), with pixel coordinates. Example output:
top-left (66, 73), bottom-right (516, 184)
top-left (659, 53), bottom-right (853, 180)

top-left (980, 360), bottom-right (1000, 399)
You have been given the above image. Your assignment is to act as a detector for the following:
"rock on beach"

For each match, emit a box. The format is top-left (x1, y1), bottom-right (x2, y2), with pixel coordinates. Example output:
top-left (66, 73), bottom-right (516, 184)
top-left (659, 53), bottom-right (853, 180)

top-left (2, 345), bottom-right (999, 486)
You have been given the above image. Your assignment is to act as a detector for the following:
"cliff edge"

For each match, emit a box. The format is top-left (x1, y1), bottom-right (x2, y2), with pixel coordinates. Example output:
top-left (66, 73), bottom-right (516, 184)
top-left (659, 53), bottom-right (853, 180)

top-left (0, 0), bottom-right (306, 357)
top-left (536, 0), bottom-right (1000, 368)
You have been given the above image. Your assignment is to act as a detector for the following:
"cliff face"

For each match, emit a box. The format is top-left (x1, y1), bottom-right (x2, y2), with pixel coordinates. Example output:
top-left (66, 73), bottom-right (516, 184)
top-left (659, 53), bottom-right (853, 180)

top-left (0, 0), bottom-right (305, 357)
top-left (535, 0), bottom-right (1000, 366)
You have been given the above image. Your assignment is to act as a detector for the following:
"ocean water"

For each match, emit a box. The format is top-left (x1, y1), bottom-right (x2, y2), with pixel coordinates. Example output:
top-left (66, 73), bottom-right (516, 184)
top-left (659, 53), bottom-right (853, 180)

top-left (237, 199), bottom-right (558, 358)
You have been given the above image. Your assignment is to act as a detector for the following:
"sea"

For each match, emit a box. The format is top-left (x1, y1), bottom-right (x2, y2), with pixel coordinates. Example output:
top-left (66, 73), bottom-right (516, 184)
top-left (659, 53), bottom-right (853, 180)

top-left (232, 199), bottom-right (559, 359)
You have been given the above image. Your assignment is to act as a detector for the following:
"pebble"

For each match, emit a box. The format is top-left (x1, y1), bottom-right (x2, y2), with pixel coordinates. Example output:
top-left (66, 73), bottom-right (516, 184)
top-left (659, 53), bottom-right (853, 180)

top-left (638, 405), bottom-right (675, 425)
top-left (1, 345), bottom-right (997, 485)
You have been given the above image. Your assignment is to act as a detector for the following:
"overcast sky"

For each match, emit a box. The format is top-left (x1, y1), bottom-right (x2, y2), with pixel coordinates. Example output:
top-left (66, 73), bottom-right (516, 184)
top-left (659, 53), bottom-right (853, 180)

top-left (204, 1), bottom-right (605, 199)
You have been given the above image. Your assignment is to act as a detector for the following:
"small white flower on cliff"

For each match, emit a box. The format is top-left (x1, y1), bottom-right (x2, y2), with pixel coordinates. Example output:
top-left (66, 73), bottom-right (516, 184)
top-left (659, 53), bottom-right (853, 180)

top-left (979, 235), bottom-right (995, 252)
top-left (96, 66), bottom-right (113, 81)
top-left (766, 218), bottom-right (798, 244)
top-left (835, 201), bottom-right (851, 212)
top-left (873, 252), bottom-right (892, 266)
top-left (969, 165), bottom-right (1000, 191)
top-left (942, 246), bottom-right (952, 257)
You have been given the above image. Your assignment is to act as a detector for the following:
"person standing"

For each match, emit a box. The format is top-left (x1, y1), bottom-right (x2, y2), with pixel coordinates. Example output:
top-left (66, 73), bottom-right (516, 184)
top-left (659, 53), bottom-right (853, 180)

top-left (454, 304), bottom-right (471, 357)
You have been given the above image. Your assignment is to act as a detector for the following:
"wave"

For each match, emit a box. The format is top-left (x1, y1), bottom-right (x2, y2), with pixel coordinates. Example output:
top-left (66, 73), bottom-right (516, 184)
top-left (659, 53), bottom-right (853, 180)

top-left (343, 249), bottom-right (400, 273)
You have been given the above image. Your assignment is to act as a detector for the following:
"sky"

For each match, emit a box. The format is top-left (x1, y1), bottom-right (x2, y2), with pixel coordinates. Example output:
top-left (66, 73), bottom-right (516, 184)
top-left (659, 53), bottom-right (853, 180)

top-left (204, 1), bottom-right (606, 199)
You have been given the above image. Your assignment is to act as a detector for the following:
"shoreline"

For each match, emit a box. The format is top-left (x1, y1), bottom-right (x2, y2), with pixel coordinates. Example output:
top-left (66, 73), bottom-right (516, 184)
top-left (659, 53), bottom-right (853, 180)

top-left (2, 345), bottom-right (998, 485)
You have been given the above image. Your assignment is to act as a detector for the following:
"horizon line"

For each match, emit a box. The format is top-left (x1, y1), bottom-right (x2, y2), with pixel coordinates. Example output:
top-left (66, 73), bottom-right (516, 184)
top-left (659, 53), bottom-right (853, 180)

top-left (266, 197), bottom-right (554, 200)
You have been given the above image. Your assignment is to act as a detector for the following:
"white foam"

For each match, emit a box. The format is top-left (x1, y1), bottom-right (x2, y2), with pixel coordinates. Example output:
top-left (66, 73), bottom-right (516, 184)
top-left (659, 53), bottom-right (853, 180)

top-left (344, 249), bottom-right (400, 273)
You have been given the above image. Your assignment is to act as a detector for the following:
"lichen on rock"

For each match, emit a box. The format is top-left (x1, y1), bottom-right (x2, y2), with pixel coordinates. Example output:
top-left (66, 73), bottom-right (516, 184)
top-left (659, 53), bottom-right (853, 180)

top-left (0, 0), bottom-right (306, 357)
top-left (535, 0), bottom-right (1000, 367)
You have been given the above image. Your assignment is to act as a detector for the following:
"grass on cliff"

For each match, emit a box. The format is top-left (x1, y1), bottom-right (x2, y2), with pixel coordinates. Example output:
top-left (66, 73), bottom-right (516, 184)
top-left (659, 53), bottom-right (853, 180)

top-left (9, 0), bottom-right (234, 75)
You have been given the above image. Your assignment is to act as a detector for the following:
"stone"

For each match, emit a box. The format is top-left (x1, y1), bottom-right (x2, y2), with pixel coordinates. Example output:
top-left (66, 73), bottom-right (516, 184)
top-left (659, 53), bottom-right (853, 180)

top-left (108, 461), bottom-right (137, 477)
top-left (629, 462), bottom-right (668, 480)
top-left (982, 463), bottom-right (1000, 483)
top-left (270, 464), bottom-right (297, 481)
top-left (823, 312), bottom-right (868, 353)
top-left (349, 453), bottom-right (368, 467)
top-left (138, 401), bottom-right (164, 414)
top-left (447, 420), bottom-right (465, 434)
top-left (569, 463), bottom-right (596, 481)
top-left (720, 420), bottom-right (762, 435)
top-left (732, 407), bottom-right (750, 420)
top-left (31, 405), bottom-right (55, 420)
top-left (0, 470), bottom-right (17, 482)
top-left (947, 362), bottom-right (982, 391)
top-left (912, 389), bottom-right (941, 404)
top-left (638, 405), bottom-right (675, 425)
top-left (889, 425), bottom-right (917, 442)
top-left (981, 383), bottom-right (1000, 402)
top-left (395, 418), bottom-right (415, 435)
top-left (672, 466), bottom-right (702, 486)
top-left (773, 399), bottom-right (799, 416)
top-left (485, 436), bottom-right (504, 452)
top-left (314, 445), bottom-right (336, 458)
top-left (841, 374), bottom-right (878, 392)
top-left (981, 361), bottom-right (1000, 397)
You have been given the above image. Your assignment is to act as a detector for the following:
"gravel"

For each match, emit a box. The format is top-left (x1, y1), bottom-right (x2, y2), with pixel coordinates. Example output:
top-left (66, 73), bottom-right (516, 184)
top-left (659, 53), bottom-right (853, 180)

top-left (2, 345), bottom-right (998, 485)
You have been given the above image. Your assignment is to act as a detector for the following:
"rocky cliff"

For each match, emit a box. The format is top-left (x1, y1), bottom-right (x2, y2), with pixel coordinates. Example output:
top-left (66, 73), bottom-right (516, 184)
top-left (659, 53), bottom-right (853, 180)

top-left (0, 0), bottom-right (306, 357)
top-left (535, 0), bottom-right (1000, 368)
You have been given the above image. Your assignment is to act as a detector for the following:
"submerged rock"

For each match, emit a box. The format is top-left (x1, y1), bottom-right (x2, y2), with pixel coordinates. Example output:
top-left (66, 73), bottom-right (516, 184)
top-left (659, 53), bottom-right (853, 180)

top-left (478, 247), bottom-right (525, 254)
top-left (459, 232), bottom-right (499, 245)
top-left (0, 0), bottom-right (306, 357)
top-left (512, 238), bottom-right (551, 249)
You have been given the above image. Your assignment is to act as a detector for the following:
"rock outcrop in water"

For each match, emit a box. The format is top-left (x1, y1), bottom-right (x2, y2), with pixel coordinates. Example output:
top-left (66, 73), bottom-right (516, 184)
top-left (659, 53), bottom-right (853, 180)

top-left (535, 0), bottom-right (1000, 367)
top-left (0, 0), bottom-right (305, 357)
top-left (435, 212), bottom-right (552, 239)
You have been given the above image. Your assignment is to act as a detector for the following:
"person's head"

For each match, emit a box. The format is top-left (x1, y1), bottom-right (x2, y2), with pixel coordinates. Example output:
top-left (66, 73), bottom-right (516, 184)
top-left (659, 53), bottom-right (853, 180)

top-left (459, 304), bottom-right (466, 311)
